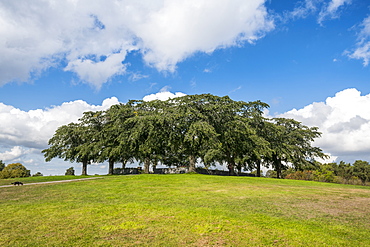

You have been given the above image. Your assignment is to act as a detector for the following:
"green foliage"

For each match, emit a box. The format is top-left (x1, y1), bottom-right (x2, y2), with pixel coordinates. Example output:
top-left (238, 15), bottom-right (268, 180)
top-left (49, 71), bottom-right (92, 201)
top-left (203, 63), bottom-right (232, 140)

top-left (0, 160), bottom-right (5, 171)
top-left (43, 93), bottom-right (325, 177)
top-left (42, 122), bottom-right (94, 175)
top-left (265, 170), bottom-right (277, 178)
top-left (32, 172), bottom-right (43, 177)
top-left (263, 118), bottom-right (326, 178)
top-left (0, 163), bottom-right (31, 179)
top-left (352, 160), bottom-right (370, 185)
top-left (312, 164), bottom-right (335, 183)
top-left (65, 167), bottom-right (75, 176)
top-left (285, 170), bottom-right (314, 180)
top-left (282, 161), bottom-right (370, 186)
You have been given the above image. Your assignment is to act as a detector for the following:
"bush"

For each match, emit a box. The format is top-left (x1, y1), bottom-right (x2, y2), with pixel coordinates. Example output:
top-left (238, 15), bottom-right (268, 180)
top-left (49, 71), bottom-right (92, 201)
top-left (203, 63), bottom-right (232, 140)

top-left (0, 163), bottom-right (31, 179)
top-left (313, 170), bottom-right (335, 183)
top-left (65, 167), bottom-right (75, 176)
top-left (265, 170), bottom-right (277, 178)
top-left (352, 160), bottom-right (370, 185)
top-left (32, 172), bottom-right (43, 177)
top-left (285, 170), bottom-right (314, 181)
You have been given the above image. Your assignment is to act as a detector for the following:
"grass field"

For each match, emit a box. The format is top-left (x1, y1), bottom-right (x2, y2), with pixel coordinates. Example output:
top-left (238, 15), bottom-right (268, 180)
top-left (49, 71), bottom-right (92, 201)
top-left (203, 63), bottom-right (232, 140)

top-left (0, 175), bottom-right (100, 186)
top-left (0, 174), bottom-right (369, 246)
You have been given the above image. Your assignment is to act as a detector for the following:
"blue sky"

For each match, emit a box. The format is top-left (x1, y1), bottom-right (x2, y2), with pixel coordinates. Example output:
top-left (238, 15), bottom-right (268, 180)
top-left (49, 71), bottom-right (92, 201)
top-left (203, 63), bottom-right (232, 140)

top-left (1, 0), bottom-right (370, 175)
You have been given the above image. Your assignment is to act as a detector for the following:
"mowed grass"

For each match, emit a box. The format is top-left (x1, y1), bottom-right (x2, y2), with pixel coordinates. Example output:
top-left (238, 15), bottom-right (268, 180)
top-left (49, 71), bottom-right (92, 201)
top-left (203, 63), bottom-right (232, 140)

top-left (0, 175), bottom-right (102, 186)
top-left (1, 174), bottom-right (369, 246)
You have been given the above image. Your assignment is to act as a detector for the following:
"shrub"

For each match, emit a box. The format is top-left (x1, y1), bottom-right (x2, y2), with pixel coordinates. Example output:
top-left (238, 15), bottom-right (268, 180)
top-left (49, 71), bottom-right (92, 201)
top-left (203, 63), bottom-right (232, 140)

top-left (32, 172), bottom-right (43, 177)
top-left (285, 170), bottom-right (314, 181)
top-left (313, 170), bottom-right (335, 183)
top-left (265, 170), bottom-right (277, 178)
top-left (65, 167), bottom-right (75, 176)
top-left (0, 163), bottom-right (31, 179)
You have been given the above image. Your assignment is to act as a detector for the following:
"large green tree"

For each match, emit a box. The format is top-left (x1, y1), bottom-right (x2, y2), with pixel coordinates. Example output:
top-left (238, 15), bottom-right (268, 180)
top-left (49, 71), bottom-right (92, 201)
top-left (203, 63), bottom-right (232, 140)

top-left (169, 94), bottom-right (222, 172)
top-left (264, 118), bottom-right (326, 178)
top-left (43, 93), bottom-right (327, 177)
top-left (42, 122), bottom-right (95, 175)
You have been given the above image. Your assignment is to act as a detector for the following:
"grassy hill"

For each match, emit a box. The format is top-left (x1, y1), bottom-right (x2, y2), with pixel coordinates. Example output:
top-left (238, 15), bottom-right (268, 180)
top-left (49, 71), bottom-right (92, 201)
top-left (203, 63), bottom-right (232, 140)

top-left (1, 174), bottom-right (369, 246)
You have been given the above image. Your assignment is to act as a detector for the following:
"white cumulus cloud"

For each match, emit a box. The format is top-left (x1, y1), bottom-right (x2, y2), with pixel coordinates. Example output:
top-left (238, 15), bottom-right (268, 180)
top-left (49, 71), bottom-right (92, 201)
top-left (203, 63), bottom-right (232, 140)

top-left (0, 0), bottom-right (273, 88)
top-left (0, 97), bottom-right (120, 150)
top-left (143, 87), bottom-right (186, 101)
top-left (0, 146), bottom-right (26, 162)
top-left (280, 88), bottom-right (370, 163)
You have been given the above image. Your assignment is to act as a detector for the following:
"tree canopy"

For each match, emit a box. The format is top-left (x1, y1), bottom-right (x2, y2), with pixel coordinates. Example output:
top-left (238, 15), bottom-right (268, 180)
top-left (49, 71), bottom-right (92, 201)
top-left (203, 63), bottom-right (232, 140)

top-left (42, 94), bottom-right (326, 176)
top-left (0, 163), bottom-right (31, 179)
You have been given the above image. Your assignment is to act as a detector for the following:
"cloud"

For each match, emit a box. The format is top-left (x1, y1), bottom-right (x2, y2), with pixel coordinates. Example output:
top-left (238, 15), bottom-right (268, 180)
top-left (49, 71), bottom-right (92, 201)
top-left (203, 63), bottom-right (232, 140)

top-left (228, 86), bottom-right (242, 94)
top-left (282, 0), bottom-right (351, 24)
top-left (0, 146), bottom-right (26, 162)
top-left (64, 51), bottom-right (128, 89)
top-left (0, 0), bottom-right (273, 89)
top-left (348, 16), bottom-right (370, 66)
top-left (285, 0), bottom-right (317, 20)
top-left (0, 97), bottom-right (119, 150)
top-left (280, 88), bottom-right (370, 163)
top-left (143, 88), bottom-right (186, 101)
top-left (318, 0), bottom-right (352, 24)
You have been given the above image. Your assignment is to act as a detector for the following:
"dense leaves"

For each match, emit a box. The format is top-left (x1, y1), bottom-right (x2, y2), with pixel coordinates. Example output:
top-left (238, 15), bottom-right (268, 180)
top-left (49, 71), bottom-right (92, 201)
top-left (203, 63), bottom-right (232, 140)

top-left (42, 94), bottom-right (325, 176)
top-left (279, 160), bottom-right (370, 185)
top-left (0, 163), bottom-right (31, 179)
top-left (0, 160), bottom-right (5, 172)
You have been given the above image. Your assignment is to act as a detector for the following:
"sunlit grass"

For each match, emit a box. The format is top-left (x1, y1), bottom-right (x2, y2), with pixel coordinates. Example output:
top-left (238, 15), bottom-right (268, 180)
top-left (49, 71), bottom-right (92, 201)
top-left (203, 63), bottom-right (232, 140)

top-left (1, 174), bottom-right (369, 246)
top-left (0, 175), bottom-right (101, 186)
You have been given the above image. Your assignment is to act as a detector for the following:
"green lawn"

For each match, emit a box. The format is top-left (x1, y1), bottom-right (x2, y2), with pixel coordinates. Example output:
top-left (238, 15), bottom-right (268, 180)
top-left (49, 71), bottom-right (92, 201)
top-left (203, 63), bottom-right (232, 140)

top-left (0, 175), bottom-right (100, 186)
top-left (1, 174), bottom-right (369, 246)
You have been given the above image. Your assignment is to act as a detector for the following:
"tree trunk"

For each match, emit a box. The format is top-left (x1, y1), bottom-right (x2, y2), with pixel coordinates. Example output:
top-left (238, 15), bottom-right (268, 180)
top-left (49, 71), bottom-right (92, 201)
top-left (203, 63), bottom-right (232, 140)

top-left (236, 164), bottom-right (242, 175)
top-left (108, 158), bottom-right (114, 175)
top-left (82, 160), bottom-right (88, 176)
top-left (189, 155), bottom-right (196, 173)
top-left (144, 157), bottom-right (150, 174)
top-left (256, 159), bottom-right (261, 177)
top-left (228, 160), bottom-right (235, 176)
top-left (121, 160), bottom-right (126, 169)
top-left (275, 158), bottom-right (282, 179)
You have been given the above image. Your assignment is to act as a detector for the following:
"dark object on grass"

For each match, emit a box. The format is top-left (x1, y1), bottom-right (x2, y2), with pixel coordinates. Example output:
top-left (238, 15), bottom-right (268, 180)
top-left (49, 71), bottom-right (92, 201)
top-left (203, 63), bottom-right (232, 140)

top-left (11, 181), bottom-right (23, 186)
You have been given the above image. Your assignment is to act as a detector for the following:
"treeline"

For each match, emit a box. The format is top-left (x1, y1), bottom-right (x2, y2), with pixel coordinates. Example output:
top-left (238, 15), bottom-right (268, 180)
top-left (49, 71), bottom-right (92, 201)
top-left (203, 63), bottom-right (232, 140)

top-left (267, 160), bottom-right (370, 185)
top-left (43, 94), bottom-right (326, 177)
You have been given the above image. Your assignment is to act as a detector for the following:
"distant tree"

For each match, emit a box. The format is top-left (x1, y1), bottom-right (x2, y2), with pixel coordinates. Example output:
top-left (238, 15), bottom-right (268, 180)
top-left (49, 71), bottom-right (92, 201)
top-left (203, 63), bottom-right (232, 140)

top-left (336, 161), bottom-right (353, 183)
top-left (65, 167), bottom-right (75, 176)
top-left (0, 163), bottom-right (31, 179)
top-left (352, 160), bottom-right (370, 185)
top-left (313, 164), bottom-right (335, 183)
top-left (32, 172), bottom-right (43, 177)
top-left (0, 160), bottom-right (5, 171)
